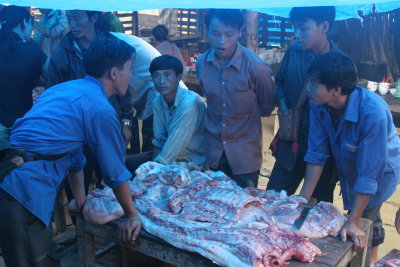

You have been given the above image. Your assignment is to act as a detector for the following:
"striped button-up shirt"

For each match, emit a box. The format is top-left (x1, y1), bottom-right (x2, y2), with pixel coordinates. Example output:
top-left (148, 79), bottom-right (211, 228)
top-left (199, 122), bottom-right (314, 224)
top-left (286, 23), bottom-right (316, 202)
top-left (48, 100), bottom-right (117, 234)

top-left (196, 44), bottom-right (275, 174)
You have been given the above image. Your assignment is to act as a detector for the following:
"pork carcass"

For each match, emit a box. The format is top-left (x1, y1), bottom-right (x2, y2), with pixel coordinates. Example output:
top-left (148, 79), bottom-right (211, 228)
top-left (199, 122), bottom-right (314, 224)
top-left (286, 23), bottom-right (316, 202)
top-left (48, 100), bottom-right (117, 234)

top-left (134, 162), bottom-right (323, 267)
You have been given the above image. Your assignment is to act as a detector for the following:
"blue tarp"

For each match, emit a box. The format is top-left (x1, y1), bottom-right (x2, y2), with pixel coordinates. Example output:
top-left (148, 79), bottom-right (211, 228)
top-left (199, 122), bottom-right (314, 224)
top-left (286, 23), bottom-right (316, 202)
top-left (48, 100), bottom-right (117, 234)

top-left (3, 0), bottom-right (400, 19)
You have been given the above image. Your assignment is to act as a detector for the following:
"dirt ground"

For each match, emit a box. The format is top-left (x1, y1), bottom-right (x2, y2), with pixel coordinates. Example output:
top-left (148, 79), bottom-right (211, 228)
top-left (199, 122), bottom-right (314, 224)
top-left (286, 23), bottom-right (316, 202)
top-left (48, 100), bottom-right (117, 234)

top-left (0, 115), bottom-right (399, 266)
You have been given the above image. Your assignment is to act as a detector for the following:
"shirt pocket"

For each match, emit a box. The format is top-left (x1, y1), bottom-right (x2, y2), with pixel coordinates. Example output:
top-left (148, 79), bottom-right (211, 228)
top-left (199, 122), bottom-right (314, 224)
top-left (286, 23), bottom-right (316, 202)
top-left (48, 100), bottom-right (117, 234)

top-left (234, 90), bottom-right (256, 115)
top-left (340, 142), bottom-right (359, 182)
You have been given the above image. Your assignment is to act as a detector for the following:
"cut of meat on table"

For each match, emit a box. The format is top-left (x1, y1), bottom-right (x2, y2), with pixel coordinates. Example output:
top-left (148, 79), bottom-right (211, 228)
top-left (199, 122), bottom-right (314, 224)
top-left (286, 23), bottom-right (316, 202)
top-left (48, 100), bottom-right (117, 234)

top-left (83, 161), bottom-right (347, 266)
top-left (385, 259), bottom-right (400, 267)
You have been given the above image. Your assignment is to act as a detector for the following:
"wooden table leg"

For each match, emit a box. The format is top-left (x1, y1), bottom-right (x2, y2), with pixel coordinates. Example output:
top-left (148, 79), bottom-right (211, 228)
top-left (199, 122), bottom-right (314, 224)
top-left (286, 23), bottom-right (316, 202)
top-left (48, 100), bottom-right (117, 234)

top-left (77, 215), bottom-right (96, 267)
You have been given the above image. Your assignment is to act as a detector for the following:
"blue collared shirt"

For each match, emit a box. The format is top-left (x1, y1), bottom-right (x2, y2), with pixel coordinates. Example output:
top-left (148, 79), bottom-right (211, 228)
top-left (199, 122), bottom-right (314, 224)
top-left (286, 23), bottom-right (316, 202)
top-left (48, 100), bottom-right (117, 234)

top-left (305, 86), bottom-right (400, 210)
top-left (0, 76), bottom-right (131, 226)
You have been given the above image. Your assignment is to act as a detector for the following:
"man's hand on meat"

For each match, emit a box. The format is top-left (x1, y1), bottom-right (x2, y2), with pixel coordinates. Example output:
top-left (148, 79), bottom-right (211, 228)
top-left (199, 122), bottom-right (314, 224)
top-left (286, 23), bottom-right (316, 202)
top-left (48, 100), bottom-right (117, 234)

top-left (395, 208), bottom-right (400, 234)
top-left (113, 181), bottom-right (142, 244)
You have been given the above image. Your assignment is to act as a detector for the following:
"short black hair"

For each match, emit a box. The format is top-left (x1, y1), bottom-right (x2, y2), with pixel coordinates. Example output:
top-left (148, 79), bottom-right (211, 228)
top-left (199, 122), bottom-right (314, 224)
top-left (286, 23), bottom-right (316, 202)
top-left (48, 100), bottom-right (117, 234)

top-left (205, 9), bottom-right (244, 30)
top-left (149, 55), bottom-right (183, 76)
top-left (67, 10), bottom-right (101, 20)
top-left (83, 38), bottom-right (135, 78)
top-left (290, 7), bottom-right (335, 29)
top-left (308, 51), bottom-right (357, 95)
top-left (151, 25), bottom-right (168, 42)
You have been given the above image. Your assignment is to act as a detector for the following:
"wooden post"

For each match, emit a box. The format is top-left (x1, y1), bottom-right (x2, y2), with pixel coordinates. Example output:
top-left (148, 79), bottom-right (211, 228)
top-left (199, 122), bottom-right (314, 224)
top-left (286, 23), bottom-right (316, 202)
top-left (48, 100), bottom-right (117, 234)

top-left (133, 11), bottom-right (139, 36)
top-left (245, 11), bottom-right (259, 54)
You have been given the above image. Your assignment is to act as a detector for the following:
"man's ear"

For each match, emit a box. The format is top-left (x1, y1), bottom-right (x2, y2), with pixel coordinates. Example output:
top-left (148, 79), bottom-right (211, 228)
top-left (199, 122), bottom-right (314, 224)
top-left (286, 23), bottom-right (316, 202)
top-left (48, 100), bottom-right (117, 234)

top-left (109, 67), bottom-right (117, 80)
top-left (322, 21), bottom-right (330, 33)
top-left (333, 86), bottom-right (341, 96)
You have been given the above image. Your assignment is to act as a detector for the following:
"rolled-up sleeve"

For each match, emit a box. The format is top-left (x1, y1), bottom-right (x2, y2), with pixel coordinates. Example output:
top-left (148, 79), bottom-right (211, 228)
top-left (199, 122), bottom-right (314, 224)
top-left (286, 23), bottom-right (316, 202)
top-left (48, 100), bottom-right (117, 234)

top-left (304, 104), bottom-right (331, 166)
top-left (68, 147), bottom-right (86, 173)
top-left (84, 107), bottom-right (131, 188)
top-left (256, 62), bottom-right (275, 116)
top-left (354, 114), bottom-right (387, 195)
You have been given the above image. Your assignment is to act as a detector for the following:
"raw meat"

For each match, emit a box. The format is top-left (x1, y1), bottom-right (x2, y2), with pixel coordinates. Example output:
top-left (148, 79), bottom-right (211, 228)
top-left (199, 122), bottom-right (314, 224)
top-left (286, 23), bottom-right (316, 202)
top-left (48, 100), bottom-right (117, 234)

top-left (386, 259), bottom-right (400, 267)
top-left (83, 187), bottom-right (124, 225)
top-left (83, 161), bottom-right (346, 266)
top-left (133, 162), bottom-right (327, 267)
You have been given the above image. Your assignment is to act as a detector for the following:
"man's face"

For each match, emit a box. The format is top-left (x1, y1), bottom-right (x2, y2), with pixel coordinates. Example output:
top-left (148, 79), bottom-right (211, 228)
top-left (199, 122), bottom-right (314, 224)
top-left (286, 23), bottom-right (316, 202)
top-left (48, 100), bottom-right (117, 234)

top-left (207, 18), bottom-right (240, 60)
top-left (306, 80), bottom-right (334, 105)
top-left (152, 69), bottom-right (181, 98)
top-left (66, 10), bottom-right (96, 39)
top-left (292, 18), bottom-right (327, 50)
top-left (113, 59), bottom-right (133, 96)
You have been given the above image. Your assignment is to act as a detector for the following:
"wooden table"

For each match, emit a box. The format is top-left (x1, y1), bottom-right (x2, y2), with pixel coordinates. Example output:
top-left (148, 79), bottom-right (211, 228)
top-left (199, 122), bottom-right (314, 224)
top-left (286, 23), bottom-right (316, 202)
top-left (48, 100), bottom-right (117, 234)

top-left (77, 215), bottom-right (372, 267)
top-left (373, 249), bottom-right (400, 267)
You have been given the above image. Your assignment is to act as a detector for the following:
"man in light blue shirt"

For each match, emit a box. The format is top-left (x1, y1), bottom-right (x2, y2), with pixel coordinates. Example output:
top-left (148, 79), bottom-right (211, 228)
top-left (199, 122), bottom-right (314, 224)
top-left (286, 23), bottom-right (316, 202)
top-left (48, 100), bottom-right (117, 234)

top-left (150, 55), bottom-right (206, 168)
top-left (0, 38), bottom-right (141, 267)
top-left (299, 52), bottom-right (400, 264)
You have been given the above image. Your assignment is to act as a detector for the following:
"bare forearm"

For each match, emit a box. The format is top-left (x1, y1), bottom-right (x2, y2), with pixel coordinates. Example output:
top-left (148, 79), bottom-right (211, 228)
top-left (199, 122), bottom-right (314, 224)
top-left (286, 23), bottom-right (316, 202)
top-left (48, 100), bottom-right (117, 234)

top-left (299, 163), bottom-right (324, 200)
top-left (113, 181), bottom-right (138, 218)
top-left (348, 193), bottom-right (371, 225)
top-left (68, 169), bottom-right (86, 208)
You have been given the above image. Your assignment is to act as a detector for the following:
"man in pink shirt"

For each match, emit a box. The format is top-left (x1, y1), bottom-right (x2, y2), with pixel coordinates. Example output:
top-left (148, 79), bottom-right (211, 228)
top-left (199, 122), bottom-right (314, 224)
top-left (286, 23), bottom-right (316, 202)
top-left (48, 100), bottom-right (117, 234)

top-left (196, 9), bottom-right (275, 188)
top-left (151, 25), bottom-right (187, 82)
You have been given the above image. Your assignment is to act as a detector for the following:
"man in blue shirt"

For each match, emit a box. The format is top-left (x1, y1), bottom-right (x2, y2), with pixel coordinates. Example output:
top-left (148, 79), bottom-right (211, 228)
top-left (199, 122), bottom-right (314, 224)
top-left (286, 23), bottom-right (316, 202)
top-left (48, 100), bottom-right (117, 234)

top-left (299, 52), bottom-right (400, 264)
top-left (0, 38), bottom-right (141, 267)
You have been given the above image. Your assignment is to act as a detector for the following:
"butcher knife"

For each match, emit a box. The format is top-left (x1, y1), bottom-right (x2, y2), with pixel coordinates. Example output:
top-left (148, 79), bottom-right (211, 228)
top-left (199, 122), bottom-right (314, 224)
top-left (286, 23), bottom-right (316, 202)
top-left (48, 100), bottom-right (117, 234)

top-left (292, 197), bottom-right (318, 230)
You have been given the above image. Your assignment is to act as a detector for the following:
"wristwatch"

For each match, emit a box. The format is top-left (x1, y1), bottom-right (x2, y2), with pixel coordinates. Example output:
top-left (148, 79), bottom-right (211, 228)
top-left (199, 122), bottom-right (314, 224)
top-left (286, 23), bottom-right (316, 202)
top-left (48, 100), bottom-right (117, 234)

top-left (122, 119), bottom-right (132, 127)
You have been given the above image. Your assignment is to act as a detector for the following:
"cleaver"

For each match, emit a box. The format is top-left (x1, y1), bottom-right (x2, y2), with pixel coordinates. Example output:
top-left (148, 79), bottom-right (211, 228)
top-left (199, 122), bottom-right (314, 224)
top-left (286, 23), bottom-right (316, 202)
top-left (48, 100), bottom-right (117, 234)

top-left (293, 197), bottom-right (318, 230)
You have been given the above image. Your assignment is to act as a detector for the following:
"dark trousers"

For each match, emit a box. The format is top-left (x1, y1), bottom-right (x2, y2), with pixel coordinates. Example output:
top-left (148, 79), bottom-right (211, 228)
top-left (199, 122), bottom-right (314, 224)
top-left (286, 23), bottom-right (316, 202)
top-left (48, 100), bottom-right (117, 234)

top-left (125, 151), bottom-right (153, 175)
top-left (267, 157), bottom-right (337, 202)
top-left (0, 189), bottom-right (59, 267)
top-left (215, 152), bottom-right (259, 188)
top-left (128, 116), bottom-right (154, 154)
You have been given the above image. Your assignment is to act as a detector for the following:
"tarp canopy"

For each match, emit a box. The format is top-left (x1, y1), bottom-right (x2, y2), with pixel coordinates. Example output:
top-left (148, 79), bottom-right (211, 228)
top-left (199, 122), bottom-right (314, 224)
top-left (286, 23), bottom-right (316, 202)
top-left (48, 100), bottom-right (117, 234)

top-left (3, 0), bottom-right (400, 20)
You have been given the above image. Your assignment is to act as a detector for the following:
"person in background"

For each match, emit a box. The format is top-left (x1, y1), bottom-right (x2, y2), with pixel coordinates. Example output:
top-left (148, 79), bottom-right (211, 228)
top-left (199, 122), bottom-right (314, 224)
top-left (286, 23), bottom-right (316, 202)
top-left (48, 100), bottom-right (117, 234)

top-left (33, 9), bottom-right (69, 57)
top-left (0, 6), bottom-right (47, 128)
top-left (396, 208), bottom-right (400, 234)
top-left (95, 12), bottom-right (124, 33)
top-left (267, 7), bottom-right (339, 203)
top-left (196, 9), bottom-right (275, 188)
top-left (299, 52), bottom-right (400, 264)
top-left (47, 9), bottom-right (133, 211)
top-left (0, 38), bottom-right (141, 267)
top-left (151, 24), bottom-right (187, 82)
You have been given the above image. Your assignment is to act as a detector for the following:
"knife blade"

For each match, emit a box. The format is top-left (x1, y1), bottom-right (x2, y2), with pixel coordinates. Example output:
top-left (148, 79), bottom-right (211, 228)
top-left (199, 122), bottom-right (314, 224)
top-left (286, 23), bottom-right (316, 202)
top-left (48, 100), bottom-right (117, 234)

top-left (292, 197), bottom-right (318, 230)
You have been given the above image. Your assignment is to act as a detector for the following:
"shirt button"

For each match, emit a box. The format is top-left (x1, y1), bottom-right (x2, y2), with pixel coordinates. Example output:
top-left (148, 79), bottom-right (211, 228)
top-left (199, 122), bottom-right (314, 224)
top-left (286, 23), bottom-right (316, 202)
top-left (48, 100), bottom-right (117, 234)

top-left (222, 103), bottom-right (226, 107)
top-left (222, 81), bottom-right (225, 85)
top-left (223, 141), bottom-right (227, 144)
top-left (222, 123), bottom-right (226, 127)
